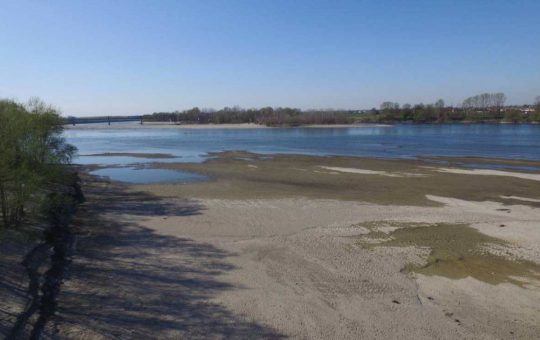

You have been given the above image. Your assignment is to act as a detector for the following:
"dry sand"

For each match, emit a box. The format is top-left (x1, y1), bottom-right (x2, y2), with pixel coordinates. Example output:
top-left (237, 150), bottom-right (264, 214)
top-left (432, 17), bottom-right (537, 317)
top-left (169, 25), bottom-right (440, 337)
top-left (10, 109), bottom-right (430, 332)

top-left (432, 167), bottom-right (540, 182)
top-left (48, 154), bottom-right (540, 339)
top-left (501, 195), bottom-right (540, 203)
top-left (140, 197), bottom-right (540, 339)
top-left (319, 166), bottom-right (426, 177)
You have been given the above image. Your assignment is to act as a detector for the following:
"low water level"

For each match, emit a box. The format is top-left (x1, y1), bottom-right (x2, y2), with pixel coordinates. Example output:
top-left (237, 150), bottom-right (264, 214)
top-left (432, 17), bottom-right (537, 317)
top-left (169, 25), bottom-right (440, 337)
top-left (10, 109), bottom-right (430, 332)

top-left (90, 167), bottom-right (209, 184)
top-left (66, 124), bottom-right (540, 165)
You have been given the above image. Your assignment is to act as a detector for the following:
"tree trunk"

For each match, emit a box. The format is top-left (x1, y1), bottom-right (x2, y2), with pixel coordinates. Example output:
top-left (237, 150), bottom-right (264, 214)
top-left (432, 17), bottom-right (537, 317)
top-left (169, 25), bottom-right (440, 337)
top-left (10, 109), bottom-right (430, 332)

top-left (0, 183), bottom-right (10, 227)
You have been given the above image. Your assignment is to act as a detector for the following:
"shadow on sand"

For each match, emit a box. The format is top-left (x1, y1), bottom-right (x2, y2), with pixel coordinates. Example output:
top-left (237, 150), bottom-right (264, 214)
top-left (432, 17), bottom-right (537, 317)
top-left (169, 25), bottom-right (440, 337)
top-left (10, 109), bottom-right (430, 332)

top-left (50, 176), bottom-right (284, 339)
top-left (0, 239), bottom-right (33, 337)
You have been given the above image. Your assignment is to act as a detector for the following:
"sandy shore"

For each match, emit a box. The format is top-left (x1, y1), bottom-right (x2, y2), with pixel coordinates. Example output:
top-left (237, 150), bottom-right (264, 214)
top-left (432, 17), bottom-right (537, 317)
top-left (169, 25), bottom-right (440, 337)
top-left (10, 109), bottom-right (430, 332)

top-left (35, 153), bottom-right (539, 339)
top-left (65, 122), bottom-right (267, 129)
top-left (432, 167), bottom-right (540, 181)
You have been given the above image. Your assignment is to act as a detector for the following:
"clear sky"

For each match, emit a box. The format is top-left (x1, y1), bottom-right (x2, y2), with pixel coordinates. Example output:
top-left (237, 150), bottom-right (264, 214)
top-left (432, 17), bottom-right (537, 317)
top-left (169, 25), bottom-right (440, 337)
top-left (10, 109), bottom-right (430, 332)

top-left (1, 0), bottom-right (539, 116)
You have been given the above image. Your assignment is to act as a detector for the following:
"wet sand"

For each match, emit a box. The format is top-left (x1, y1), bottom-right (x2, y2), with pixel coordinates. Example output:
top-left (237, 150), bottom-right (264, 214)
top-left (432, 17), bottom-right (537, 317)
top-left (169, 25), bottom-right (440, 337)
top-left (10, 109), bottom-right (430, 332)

top-left (146, 151), bottom-right (540, 206)
top-left (46, 153), bottom-right (540, 338)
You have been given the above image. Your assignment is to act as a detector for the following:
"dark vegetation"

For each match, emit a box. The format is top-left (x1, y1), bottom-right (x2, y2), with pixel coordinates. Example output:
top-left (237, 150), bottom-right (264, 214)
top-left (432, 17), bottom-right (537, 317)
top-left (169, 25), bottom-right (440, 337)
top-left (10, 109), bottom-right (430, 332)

top-left (0, 98), bottom-right (83, 339)
top-left (143, 106), bottom-right (356, 126)
top-left (361, 93), bottom-right (540, 124)
top-left (0, 98), bottom-right (76, 228)
top-left (142, 94), bottom-right (540, 125)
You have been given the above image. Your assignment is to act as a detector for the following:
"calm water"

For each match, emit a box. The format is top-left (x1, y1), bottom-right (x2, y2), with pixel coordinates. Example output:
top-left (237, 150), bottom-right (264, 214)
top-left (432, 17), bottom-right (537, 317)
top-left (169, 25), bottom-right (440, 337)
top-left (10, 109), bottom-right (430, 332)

top-left (90, 167), bottom-right (209, 184)
top-left (66, 124), bottom-right (540, 182)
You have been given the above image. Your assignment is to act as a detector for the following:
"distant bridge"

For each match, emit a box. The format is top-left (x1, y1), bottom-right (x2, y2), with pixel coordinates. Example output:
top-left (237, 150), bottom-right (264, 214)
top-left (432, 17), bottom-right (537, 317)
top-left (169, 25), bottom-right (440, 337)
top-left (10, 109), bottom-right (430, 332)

top-left (64, 115), bottom-right (144, 125)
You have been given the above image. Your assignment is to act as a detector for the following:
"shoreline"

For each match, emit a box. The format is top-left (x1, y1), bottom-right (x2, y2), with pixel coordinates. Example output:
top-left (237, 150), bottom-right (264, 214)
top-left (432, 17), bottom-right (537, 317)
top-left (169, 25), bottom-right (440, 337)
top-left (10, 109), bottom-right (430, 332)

top-left (62, 121), bottom-right (540, 130)
top-left (141, 151), bottom-right (540, 206)
top-left (80, 150), bottom-right (540, 170)
top-left (64, 122), bottom-right (393, 129)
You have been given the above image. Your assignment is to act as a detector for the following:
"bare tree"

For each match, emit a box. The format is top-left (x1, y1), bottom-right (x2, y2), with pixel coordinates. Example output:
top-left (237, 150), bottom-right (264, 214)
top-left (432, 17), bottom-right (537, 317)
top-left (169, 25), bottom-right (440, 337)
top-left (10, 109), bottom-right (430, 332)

top-left (434, 99), bottom-right (445, 108)
top-left (380, 102), bottom-right (399, 110)
top-left (462, 93), bottom-right (506, 110)
top-left (493, 93), bottom-right (506, 109)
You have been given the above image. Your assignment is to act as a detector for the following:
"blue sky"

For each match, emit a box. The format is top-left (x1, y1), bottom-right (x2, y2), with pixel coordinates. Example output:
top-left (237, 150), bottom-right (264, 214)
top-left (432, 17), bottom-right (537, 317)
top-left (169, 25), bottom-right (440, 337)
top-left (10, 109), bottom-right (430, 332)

top-left (1, 0), bottom-right (539, 116)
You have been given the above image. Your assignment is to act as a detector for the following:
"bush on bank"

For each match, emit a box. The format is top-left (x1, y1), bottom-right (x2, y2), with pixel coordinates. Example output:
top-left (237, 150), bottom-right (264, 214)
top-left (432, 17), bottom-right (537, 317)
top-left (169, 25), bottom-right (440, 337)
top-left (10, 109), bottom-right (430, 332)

top-left (0, 98), bottom-right (76, 229)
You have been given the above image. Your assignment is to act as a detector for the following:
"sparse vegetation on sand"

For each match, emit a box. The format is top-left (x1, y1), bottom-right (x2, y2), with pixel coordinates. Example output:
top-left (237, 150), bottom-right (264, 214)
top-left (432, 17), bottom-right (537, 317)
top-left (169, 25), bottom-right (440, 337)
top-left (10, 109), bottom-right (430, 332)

top-left (141, 151), bottom-right (540, 207)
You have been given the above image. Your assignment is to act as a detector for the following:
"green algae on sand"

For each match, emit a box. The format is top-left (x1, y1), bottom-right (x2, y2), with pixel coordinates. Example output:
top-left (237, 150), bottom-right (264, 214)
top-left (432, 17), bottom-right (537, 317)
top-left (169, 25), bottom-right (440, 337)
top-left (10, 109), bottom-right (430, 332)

top-left (358, 222), bottom-right (540, 287)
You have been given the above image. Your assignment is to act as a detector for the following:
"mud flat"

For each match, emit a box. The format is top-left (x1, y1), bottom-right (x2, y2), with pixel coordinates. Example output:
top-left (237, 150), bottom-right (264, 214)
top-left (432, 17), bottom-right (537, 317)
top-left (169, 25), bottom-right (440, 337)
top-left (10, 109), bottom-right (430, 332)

top-left (147, 151), bottom-right (540, 206)
top-left (48, 153), bottom-right (540, 339)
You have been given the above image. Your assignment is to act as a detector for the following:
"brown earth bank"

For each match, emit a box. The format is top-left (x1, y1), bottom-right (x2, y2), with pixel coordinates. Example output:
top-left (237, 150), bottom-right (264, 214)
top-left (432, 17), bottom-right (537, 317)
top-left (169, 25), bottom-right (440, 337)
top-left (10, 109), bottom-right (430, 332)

top-left (2, 153), bottom-right (540, 339)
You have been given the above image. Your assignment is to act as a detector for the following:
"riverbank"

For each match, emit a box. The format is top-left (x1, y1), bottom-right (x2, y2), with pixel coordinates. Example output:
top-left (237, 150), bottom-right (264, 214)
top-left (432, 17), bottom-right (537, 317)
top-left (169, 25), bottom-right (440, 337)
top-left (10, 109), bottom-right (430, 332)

top-left (64, 122), bottom-right (392, 129)
top-left (41, 153), bottom-right (540, 338)
top-left (63, 121), bottom-right (540, 131)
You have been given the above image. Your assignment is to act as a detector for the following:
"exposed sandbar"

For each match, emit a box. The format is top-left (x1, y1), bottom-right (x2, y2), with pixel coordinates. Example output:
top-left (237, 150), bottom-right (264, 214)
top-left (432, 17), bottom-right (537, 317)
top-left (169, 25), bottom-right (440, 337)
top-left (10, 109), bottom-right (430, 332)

top-left (39, 153), bottom-right (540, 339)
top-left (433, 167), bottom-right (540, 181)
top-left (144, 151), bottom-right (540, 206)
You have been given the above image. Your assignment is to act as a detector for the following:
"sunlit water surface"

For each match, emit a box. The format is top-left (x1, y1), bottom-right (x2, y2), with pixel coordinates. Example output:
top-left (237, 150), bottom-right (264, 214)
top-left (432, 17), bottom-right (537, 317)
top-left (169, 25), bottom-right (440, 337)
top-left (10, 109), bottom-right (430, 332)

top-left (65, 124), bottom-right (540, 183)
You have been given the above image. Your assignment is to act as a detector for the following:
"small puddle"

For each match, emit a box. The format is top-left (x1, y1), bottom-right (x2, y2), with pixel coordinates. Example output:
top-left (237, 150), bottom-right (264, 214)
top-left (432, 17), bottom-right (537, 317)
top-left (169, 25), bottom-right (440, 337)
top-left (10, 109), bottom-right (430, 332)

top-left (358, 222), bottom-right (540, 286)
top-left (90, 167), bottom-right (209, 184)
top-left (77, 155), bottom-right (185, 166)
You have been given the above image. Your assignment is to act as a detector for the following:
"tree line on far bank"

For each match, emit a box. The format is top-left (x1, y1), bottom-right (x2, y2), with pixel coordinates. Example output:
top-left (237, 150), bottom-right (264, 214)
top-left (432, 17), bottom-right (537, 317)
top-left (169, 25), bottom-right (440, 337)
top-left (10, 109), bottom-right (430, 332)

top-left (143, 93), bottom-right (540, 125)
top-left (144, 106), bottom-right (355, 126)
top-left (365, 94), bottom-right (540, 124)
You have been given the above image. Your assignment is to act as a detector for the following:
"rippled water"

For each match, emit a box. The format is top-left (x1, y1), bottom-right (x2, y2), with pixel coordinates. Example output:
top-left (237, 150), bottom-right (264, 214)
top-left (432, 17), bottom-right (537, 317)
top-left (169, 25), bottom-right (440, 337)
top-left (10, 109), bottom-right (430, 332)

top-left (66, 124), bottom-right (540, 162)
top-left (65, 124), bottom-right (540, 183)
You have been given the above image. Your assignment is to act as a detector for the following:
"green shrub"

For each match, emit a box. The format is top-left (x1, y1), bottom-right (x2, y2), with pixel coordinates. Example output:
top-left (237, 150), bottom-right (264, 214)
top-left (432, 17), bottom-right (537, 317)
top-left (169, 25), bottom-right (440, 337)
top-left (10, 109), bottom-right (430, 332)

top-left (0, 98), bottom-right (76, 228)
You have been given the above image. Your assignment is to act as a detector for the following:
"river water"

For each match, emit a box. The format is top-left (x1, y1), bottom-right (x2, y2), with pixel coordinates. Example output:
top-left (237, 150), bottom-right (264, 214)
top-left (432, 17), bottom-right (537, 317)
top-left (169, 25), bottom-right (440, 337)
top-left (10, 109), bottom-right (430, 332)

top-left (65, 124), bottom-right (540, 183)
